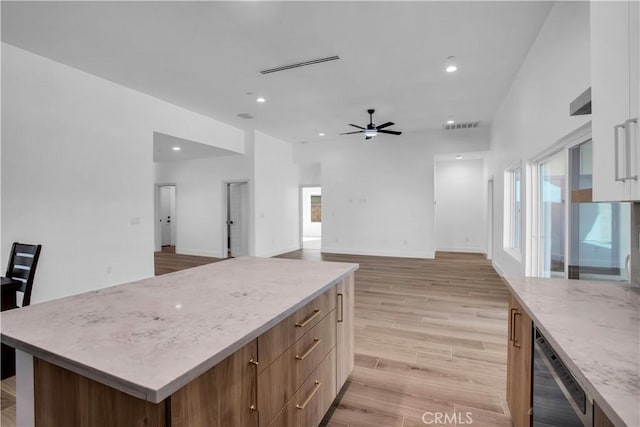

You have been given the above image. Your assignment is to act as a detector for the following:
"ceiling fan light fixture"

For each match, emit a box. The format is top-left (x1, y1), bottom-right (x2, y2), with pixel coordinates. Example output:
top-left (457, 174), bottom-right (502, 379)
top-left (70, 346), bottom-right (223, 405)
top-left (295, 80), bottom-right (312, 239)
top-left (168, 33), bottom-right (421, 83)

top-left (364, 129), bottom-right (377, 137)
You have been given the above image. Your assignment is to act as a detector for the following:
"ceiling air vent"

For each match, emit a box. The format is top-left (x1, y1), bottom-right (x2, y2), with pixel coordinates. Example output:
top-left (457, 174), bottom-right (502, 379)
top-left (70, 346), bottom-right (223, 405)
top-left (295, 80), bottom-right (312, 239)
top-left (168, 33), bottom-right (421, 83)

top-left (260, 55), bottom-right (340, 74)
top-left (237, 113), bottom-right (254, 119)
top-left (443, 121), bottom-right (481, 131)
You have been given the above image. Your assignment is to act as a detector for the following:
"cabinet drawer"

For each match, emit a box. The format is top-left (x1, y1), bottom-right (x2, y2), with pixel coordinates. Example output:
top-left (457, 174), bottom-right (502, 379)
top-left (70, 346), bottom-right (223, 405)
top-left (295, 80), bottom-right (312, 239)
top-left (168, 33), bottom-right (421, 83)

top-left (259, 286), bottom-right (336, 370)
top-left (258, 310), bottom-right (336, 426)
top-left (267, 347), bottom-right (337, 427)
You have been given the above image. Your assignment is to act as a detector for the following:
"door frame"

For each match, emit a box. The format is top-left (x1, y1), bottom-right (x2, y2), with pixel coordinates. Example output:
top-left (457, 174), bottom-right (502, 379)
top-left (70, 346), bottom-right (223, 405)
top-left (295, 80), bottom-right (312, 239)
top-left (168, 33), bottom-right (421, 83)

top-left (487, 177), bottom-right (494, 260)
top-left (154, 183), bottom-right (177, 253)
top-left (528, 123), bottom-right (592, 278)
top-left (222, 180), bottom-right (250, 258)
top-left (299, 185), bottom-right (322, 249)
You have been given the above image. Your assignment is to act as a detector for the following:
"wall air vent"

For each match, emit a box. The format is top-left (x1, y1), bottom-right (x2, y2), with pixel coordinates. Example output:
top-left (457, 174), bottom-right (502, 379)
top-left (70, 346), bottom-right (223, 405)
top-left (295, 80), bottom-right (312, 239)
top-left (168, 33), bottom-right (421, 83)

top-left (237, 113), bottom-right (254, 119)
top-left (443, 121), bottom-right (480, 131)
top-left (260, 55), bottom-right (340, 74)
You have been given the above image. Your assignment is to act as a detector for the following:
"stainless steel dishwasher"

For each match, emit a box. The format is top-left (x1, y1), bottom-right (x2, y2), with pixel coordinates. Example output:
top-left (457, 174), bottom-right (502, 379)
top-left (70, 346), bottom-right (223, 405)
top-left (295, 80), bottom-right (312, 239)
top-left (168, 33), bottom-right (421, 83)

top-left (532, 327), bottom-right (593, 427)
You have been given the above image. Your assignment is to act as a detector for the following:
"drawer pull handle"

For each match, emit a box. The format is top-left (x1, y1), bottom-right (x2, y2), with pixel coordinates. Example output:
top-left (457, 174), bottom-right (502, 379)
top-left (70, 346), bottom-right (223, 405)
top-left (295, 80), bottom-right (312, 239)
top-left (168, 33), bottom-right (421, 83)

top-left (295, 338), bottom-right (321, 361)
top-left (295, 309), bottom-right (321, 328)
top-left (337, 293), bottom-right (344, 323)
top-left (509, 308), bottom-right (517, 342)
top-left (248, 358), bottom-right (259, 412)
top-left (513, 312), bottom-right (521, 348)
top-left (296, 380), bottom-right (322, 410)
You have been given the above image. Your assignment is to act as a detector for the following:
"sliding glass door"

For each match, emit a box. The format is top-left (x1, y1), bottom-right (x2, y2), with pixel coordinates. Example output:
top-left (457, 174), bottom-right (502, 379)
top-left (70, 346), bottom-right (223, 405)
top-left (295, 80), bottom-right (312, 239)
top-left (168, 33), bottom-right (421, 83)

top-left (539, 153), bottom-right (566, 278)
top-left (536, 140), bottom-right (630, 281)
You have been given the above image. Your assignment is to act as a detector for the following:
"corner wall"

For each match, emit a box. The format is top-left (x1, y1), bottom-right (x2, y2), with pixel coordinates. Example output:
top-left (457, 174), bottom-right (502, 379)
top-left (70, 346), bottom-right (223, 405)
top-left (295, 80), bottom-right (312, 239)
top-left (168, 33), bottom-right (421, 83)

top-left (154, 154), bottom-right (253, 258)
top-left (1, 44), bottom-right (244, 302)
top-left (254, 131), bottom-right (300, 257)
top-left (435, 159), bottom-right (486, 253)
top-left (293, 128), bottom-right (490, 258)
top-left (487, 1), bottom-right (591, 276)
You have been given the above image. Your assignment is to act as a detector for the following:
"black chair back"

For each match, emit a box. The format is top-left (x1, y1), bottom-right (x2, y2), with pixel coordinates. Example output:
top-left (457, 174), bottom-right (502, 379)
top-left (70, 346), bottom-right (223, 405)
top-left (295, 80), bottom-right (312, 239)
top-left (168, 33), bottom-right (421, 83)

top-left (5, 242), bottom-right (42, 307)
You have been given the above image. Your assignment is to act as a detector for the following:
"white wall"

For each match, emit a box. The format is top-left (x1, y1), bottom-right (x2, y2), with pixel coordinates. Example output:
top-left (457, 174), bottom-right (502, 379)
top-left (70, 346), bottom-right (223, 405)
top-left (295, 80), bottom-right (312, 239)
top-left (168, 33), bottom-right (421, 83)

top-left (487, 1), bottom-right (591, 276)
top-left (293, 128), bottom-right (490, 258)
top-left (254, 131), bottom-right (300, 257)
top-left (299, 163), bottom-right (321, 186)
top-left (302, 187), bottom-right (322, 238)
top-left (154, 154), bottom-right (253, 258)
top-left (1, 44), bottom-right (244, 303)
top-left (435, 159), bottom-right (485, 253)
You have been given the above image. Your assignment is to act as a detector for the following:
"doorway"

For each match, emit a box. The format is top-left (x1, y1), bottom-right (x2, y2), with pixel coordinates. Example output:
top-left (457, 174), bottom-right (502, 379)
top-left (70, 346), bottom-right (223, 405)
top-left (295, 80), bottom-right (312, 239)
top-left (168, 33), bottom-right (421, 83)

top-left (225, 182), bottom-right (249, 257)
top-left (301, 187), bottom-right (322, 250)
top-left (155, 184), bottom-right (177, 252)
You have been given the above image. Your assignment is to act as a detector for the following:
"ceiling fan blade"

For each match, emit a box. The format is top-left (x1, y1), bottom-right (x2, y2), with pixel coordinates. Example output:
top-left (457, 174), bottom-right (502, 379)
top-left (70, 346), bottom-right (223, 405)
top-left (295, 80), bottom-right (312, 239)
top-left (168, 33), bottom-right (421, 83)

top-left (340, 130), bottom-right (364, 135)
top-left (365, 136), bottom-right (372, 140)
top-left (349, 123), bottom-right (366, 130)
top-left (378, 129), bottom-right (402, 135)
top-left (376, 121), bottom-right (395, 130)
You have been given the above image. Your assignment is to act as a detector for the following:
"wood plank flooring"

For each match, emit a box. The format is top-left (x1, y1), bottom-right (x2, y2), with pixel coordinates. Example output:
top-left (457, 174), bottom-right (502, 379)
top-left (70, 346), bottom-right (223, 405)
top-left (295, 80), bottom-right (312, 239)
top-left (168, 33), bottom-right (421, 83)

top-left (275, 250), bottom-right (511, 427)
top-left (1, 376), bottom-right (16, 427)
top-left (0, 249), bottom-right (511, 427)
top-left (154, 245), bottom-right (224, 275)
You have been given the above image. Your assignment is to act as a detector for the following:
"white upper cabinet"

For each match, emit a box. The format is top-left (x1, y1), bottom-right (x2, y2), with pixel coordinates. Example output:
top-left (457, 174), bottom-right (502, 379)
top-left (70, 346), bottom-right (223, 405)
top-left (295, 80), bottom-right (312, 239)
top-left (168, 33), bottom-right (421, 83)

top-left (591, 0), bottom-right (640, 201)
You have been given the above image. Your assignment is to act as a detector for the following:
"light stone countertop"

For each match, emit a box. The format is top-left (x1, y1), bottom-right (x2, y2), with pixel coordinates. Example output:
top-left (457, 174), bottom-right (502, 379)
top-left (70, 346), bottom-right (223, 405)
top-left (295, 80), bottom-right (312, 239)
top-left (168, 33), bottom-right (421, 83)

top-left (0, 256), bottom-right (358, 403)
top-left (504, 277), bottom-right (640, 427)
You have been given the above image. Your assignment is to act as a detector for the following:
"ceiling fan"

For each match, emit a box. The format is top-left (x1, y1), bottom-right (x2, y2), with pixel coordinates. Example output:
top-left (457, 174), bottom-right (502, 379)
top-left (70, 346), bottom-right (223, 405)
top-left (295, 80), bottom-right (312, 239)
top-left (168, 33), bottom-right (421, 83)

top-left (340, 109), bottom-right (402, 140)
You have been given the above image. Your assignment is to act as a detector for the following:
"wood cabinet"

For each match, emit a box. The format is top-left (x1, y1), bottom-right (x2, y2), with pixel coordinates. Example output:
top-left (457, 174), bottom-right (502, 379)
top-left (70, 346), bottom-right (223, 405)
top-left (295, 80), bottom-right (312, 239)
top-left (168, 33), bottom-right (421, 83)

top-left (336, 274), bottom-right (354, 390)
top-left (31, 277), bottom-right (355, 427)
top-left (594, 400), bottom-right (616, 427)
top-left (258, 310), bottom-right (336, 425)
top-left (34, 358), bottom-right (167, 427)
top-left (266, 348), bottom-right (337, 427)
top-left (170, 340), bottom-right (258, 427)
top-left (506, 294), bottom-right (532, 427)
top-left (591, 0), bottom-right (640, 201)
top-left (258, 287), bottom-right (336, 371)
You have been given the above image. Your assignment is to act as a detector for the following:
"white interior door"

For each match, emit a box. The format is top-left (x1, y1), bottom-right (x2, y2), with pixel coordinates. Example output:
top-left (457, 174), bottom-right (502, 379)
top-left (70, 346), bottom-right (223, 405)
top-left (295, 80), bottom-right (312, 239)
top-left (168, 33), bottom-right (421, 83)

top-left (160, 186), bottom-right (174, 246)
top-left (228, 182), bottom-right (249, 257)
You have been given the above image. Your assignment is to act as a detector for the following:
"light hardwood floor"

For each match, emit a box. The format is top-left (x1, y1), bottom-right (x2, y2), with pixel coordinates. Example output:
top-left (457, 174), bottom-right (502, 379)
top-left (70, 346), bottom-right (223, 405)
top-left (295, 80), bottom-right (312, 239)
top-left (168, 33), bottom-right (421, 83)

top-left (275, 250), bottom-right (511, 427)
top-left (1, 249), bottom-right (511, 427)
top-left (154, 245), bottom-right (223, 275)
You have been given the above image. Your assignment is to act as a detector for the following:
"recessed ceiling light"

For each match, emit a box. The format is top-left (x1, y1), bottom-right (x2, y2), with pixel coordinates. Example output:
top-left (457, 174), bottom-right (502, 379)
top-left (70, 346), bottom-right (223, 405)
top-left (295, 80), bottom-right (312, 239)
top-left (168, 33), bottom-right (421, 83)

top-left (456, 155), bottom-right (463, 160)
top-left (446, 56), bottom-right (458, 73)
top-left (256, 97), bottom-right (266, 103)
top-left (447, 120), bottom-right (455, 124)
top-left (172, 146), bottom-right (181, 151)
top-left (318, 132), bottom-right (325, 136)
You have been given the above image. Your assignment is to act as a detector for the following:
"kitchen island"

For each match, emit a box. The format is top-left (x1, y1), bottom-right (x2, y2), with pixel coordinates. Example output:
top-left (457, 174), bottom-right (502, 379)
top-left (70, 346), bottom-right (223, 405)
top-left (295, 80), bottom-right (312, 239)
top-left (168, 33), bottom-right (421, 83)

top-left (0, 256), bottom-right (358, 426)
top-left (504, 277), bottom-right (639, 427)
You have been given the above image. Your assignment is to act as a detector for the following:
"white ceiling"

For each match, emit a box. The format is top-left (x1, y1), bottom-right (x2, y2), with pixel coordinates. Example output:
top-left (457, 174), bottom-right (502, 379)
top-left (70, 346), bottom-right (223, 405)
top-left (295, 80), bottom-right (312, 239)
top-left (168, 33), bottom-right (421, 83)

top-left (153, 132), bottom-right (239, 163)
top-left (1, 1), bottom-right (553, 144)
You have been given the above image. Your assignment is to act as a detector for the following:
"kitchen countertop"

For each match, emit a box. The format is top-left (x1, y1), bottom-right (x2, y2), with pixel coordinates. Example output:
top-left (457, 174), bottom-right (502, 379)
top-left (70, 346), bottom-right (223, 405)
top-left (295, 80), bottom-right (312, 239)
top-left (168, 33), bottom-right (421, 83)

top-left (504, 277), bottom-right (639, 427)
top-left (0, 256), bottom-right (358, 403)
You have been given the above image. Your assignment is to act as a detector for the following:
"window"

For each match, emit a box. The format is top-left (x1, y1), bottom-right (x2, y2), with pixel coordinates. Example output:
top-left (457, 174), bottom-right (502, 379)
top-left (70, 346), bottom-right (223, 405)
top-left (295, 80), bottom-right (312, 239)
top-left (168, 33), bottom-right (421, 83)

top-left (504, 166), bottom-right (522, 255)
top-left (310, 195), bottom-right (321, 223)
top-left (533, 138), bottom-right (630, 281)
top-left (567, 140), bottom-right (630, 281)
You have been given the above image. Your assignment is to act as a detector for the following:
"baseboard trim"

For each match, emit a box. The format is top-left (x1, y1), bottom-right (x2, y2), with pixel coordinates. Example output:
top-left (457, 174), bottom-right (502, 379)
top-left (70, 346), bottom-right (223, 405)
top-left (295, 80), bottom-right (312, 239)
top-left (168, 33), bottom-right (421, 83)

top-left (259, 245), bottom-right (302, 258)
top-left (175, 248), bottom-right (221, 258)
top-left (435, 247), bottom-right (486, 254)
top-left (321, 247), bottom-right (435, 259)
top-left (492, 260), bottom-right (506, 277)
